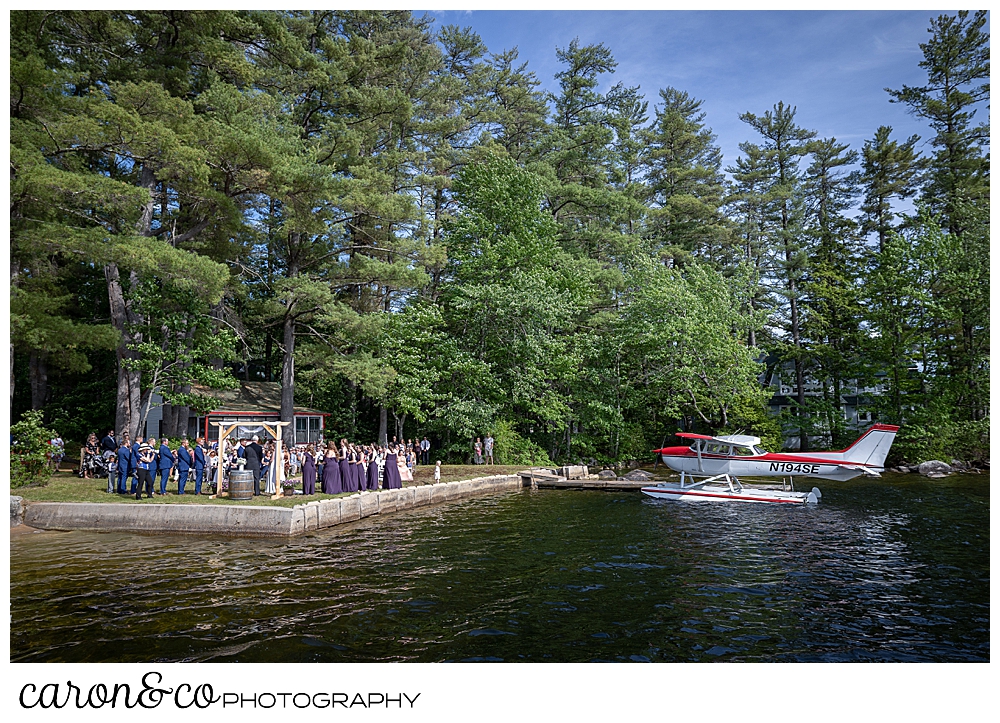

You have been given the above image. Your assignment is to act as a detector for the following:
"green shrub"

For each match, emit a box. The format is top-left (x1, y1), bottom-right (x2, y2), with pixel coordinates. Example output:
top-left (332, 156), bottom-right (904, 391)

top-left (492, 419), bottom-right (552, 466)
top-left (888, 418), bottom-right (989, 465)
top-left (11, 410), bottom-right (58, 488)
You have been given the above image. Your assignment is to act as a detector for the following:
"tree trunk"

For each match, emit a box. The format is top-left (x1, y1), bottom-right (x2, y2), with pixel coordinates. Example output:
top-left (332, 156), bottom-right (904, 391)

top-left (106, 164), bottom-right (157, 440)
top-left (280, 313), bottom-right (296, 450)
top-left (378, 405), bottom-right (388, 446)
top-left (29, 351), bottom-right (48, 410)
top-left (280, 236), bottom-right (300, 450)
top-left (171, 326), bottom-right (195, 438)
top-left (161, 400), bottom-right (176, 441)
top-left (265, 332), bottom-right (273, 382)
top-left (347, 378), bottom-right (357, 438)
top-left (105, 262), bottom-right (143, 440)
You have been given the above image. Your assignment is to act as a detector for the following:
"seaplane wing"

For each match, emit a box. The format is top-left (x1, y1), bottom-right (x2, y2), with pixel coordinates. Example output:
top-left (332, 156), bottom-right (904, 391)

top-left (655, 424), bottom-right (899, 482)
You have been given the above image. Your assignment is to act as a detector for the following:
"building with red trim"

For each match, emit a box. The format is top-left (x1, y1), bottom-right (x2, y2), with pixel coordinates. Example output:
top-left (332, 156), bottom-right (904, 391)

top-left (145, 382), bottom-right (329, 444)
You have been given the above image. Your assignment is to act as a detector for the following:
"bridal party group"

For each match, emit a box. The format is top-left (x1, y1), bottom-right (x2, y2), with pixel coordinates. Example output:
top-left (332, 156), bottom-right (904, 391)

top-left (299, 439), bottom-right (420, 496)
top-left (88, 428), bottom-right (435, 499)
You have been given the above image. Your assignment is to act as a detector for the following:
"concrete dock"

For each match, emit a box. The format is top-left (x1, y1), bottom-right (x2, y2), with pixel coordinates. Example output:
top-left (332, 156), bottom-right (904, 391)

top-left (20, 473), bottom-right (524, 538)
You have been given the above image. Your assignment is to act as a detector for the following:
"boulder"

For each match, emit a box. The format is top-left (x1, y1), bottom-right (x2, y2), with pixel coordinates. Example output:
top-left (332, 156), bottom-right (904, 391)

top-left (10, 496), bottom-right (24, 527)
top-left (918, 460), bottom-right (953, 477)
top-left (598, 469), bottom-right (618, 480)
top-left (895, 466), bottom-right (910, 474)
top-left (950, 459), bottom-right (968, 471)
top-left (623, 469), bottom-right (654, 481)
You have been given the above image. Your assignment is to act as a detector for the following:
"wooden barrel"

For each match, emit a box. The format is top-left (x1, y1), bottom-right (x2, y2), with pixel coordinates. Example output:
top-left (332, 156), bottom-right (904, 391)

top-left (229, 470), bottom-right (254, 500)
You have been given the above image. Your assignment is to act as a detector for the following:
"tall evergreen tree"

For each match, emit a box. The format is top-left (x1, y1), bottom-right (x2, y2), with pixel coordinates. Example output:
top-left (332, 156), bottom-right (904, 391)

top-left (643, 87), bottom-right (730, 265)
top-left (739, 102), bottom-right (816, 449)
top-left (801, 138), bottom-right (863, 446)
top-left (886, 10), bottom-right (990, 422)
top-left (886, 10), bottom-right (989, 235)
top-left (858, 126), bottom-right (923, 253)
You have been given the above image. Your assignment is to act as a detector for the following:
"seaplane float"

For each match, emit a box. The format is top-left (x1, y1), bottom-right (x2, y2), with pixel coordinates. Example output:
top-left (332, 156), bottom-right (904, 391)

top-left (641, 423), bottom-right (899, 505)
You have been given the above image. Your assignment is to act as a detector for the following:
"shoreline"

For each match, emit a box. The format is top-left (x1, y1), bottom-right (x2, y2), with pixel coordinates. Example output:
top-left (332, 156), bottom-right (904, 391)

top-left (15, 473), bottom-right (526, 538)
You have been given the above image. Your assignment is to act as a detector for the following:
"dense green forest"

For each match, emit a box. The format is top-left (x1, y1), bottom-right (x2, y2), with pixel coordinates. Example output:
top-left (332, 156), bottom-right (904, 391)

top-left (10, 10), bottom-right (989, 464)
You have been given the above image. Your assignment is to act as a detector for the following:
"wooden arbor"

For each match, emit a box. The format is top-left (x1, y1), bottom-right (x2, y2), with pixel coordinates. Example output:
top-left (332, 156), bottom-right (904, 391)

top-left (210, 420), bottom-right (291, 501)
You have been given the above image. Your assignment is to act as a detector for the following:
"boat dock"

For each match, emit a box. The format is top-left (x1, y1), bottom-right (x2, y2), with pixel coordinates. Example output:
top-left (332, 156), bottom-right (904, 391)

top-left (518, 467), bottom-right (658, 491)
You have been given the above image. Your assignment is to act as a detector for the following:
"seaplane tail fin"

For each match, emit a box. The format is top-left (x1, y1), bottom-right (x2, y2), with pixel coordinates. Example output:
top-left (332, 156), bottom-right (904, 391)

top-left (841, 424), bottom-right (899, 467)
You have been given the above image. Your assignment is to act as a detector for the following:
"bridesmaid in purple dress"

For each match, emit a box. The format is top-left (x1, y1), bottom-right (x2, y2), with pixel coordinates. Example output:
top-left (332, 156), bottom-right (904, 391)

top-left (357, 448), bottom-right (368, 490)
top-left (366, 447), bottom-right (380, 490)
top-left (321, 441), bottom-right (341, 494)
top-left (345, 446), bottom-right (356, 492)
top-left (384, 446), bottom-right (402, 489)
top-left (301, 445), bottom-right (317, 495)
top-left (353, 447), bottom-right (364, 490)
top-left (339, 440), bottom-right (354, 493)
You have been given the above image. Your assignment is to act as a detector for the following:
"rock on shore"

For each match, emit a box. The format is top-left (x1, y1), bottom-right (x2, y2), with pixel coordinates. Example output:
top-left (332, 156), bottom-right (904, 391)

top-left (918, 460), bottom-right (953, 477)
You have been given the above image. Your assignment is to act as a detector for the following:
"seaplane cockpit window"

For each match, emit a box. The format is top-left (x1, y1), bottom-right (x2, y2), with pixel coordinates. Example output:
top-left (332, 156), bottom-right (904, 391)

top-left (753, 446), bottom-right (766, 455)
top-left (733, 446), bottom-right (755, 456)
top-left (704, 443), bottom-right (731, 455)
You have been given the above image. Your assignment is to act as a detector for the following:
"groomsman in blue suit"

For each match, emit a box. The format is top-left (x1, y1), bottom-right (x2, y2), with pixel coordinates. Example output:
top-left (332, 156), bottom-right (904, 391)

top-left (116, 438), bottom-right (132, 494)
top-left (193, 437), bottom-right (207, 495)
top-left (157, 437), bottom-right (175, 495)
top-left (176, 438), bottom-right (193, 495)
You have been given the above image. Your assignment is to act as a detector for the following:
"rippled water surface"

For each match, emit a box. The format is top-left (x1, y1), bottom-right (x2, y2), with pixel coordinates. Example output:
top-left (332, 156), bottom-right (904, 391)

top-left (10, 475), bottom-right (989, 662)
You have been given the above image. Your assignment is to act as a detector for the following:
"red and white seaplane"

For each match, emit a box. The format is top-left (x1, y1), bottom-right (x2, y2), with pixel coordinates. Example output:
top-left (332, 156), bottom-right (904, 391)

top-left (641, 424), bottom-right (899, 505)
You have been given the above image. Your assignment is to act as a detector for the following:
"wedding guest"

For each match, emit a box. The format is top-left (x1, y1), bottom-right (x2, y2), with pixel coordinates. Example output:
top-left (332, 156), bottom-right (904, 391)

top-left (322, 441), bottom-right (342, 494)
top-left (302, 444), bottom-right (317, 495)
top-left (383, 445), bottom-right (402, 489)
top-left (339, 439), bottom-right (352, 493)
top-left (176, 438), bottom-right (193, 495)
top-left (157, 437), bottom-right (175, 495)
top-left (246, 435), bottom-right (264, 496)
top-left (116, 438), bottom-right (132, 494)
top-left (83, 433), bottom-right (99, 478)
top-left (130, 436), bottom-right (143, 495)
top-left (366, 446), bottom-right (380, 490)
top-left (345, 444), bottom-right (360, 493)
top-left (398, 445), bottom-right (413, 483)
top-left (358, 445), bottom-right (368, 491)
top-left (484, 434), bottom-right (494, 465)
top-left (135, 440), bottom-right (156, 500)
top-left (193, 437), bottom-right (207, 495)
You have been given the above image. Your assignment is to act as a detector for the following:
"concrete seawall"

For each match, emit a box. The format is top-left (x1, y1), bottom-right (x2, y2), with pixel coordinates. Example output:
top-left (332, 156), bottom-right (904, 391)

top-left (20, 474), bottom-right (524, 538)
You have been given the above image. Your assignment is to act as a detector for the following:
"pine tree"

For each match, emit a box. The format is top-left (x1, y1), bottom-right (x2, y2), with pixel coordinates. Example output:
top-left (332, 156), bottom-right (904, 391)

top-left (739, 102), bottom-right (816, 449)
top-left (858, 126), bottom-right (923, 253)
top-left (887, 10), bottom-right (989, 235)
top-left (643, 87), bottom-right (730, 266)
top-left (886, 10), bottom-right (990, 422)
top-left (801, 138), bottom-right (864, 446)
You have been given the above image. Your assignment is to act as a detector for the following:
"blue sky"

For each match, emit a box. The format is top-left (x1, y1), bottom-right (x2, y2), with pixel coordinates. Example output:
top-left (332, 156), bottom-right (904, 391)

top-left (421, 10), bottom-right (983, 171)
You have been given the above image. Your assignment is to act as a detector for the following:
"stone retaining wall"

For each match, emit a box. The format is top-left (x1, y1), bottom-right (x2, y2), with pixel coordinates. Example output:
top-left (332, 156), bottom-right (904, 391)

top-left (11, 496), bottom-right (24, 528)
top-left (18, 474), bottom-right (523, 538)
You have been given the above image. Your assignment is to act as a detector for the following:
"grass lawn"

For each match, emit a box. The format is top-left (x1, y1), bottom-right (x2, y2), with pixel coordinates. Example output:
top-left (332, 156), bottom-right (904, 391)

top-left (14, 465), bottom-right (527, 507)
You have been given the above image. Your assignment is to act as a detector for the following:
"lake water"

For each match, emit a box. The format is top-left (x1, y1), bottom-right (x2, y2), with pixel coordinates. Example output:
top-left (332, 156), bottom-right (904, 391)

top-left (10, 474), bottom-right (989, 662)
